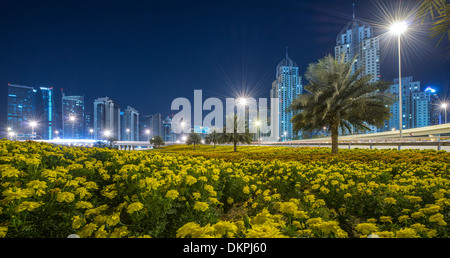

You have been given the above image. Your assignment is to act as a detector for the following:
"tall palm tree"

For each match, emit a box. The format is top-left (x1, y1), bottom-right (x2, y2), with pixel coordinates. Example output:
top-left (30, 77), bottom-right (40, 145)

top-left (220, 114), bottom-right (252, 152)
top-left (417, 0), bottom-right (449, 47)
top-left (289, 54), bottom-right (393, 154)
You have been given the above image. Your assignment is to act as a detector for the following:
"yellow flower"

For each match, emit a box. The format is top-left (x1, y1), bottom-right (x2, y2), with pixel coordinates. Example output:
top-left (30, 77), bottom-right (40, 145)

top-left (127, 202), bottom-right (144, 214)
top-left (227, 197), bottom-right (234, 205)
top-left (72, 216), bottom-right (85, 230)
top-left (106, 212), bottom-right (121, 226)
top-left (193, 201), bottom-right (209, 212)
top-left (26, 180), bottom-right (47, 196)
top-left (355, 223), bottom-right (379, 235)
top-left (15, 201), bottom-right (42, 212)
top-left (395, 228), bottom-right (419, 238)
top-left (411, 211), bottom-right (424, 219)
top-left (0, 226), bottom-right (7, 238)
top-left (274, 202), bottom-right (298, 215)
top-left (380, 216), bottom-right (392, 223)
top-left (213, 221), bottom-right (238, 238)
top-left (192, 192), bottom-right (201, 200)
top-left (429, 213), bottom-right (447, 226)
top-left (166, 190), bottom-right (180, 200)
top-left (383, 197), bottom-right (397, 205)
top-left (243, 186), bottom-right (250, 194)
top-left (246, 224), bottom-right (288, 238)
top-left (177, 222), bottom-right (201, 238)
top-left (185, 175), bottom-right (197, 185)
top-left (95, 225), bottom-right (108, 238)
top-left (56, 192), bottom-right (75, 203)
top-left (2, 187), bottom-right (30, 202)
top-left (110, 226), bottom-right (129, 238)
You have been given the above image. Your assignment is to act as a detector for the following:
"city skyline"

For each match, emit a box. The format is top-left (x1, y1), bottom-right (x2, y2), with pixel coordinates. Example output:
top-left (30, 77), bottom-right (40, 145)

top-left (1, 0), bottom-right (449, 136)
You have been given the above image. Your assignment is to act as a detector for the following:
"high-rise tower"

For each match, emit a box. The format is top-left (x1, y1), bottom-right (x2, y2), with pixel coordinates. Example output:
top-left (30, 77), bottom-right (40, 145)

top-left (335, 10), bottom-right (380, 83)
top-left (270, 48), bottom-right (302, 141)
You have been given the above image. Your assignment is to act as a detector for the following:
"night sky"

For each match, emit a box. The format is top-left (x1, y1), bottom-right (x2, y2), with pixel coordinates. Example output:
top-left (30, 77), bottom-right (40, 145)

top-left (1, 0), bottom-right (449, 127)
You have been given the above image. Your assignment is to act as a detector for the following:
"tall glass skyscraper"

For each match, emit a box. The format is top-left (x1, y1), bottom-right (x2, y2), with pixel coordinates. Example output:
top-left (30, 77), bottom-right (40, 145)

top-left (37, 87), bottom-right (55, 140)
top-left (270, 51), bottom-right (302, 141)
top-left (7, 83), bottom-right (37, 136)
top-left (120, 106), bottom-right (139, 141)
top-left (385, 76), bottom-right (432, 131)
top-left (335, 14), bottom-right (380, 83)
top-left (335, 12), bottom-right (381, 134)
top-left (93, 97), bottom-right (121, 140)
top-left (62, 93), bottom-right (85, 139)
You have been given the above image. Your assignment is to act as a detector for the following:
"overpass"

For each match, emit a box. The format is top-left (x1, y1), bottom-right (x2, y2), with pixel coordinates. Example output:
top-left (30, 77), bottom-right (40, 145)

top-left (23, 123), bottom-right (450, 151)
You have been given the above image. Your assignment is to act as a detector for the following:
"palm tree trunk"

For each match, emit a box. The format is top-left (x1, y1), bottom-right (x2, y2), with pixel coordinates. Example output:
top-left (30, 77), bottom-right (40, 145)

top-left (330, 123), bottom-right (339, 154)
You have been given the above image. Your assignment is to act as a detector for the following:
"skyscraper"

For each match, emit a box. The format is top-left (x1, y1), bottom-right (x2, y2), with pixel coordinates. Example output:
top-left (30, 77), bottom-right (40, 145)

top-left (163, 116), bottom-right (175, 142)
top-left (93, 97), bottom-right (121, 140)
top-left (385, 76), bottom-right (432, 131)
top-left (152, 113), bottom-right (163, 138)
top-left (270, 50), bottom-right (302, 141)
top-left (140, 114), bottom-right (153, 140)
top-left (7, 83), bottom-right (37, 136)
top-left (62, 93), bottom-right (85, 139)
top-left (37, 87), bottom-right (55, 140)
top-left (335, 12), bottom-right (380, 83)
top-left (120, 106), bottom-right (139, 141)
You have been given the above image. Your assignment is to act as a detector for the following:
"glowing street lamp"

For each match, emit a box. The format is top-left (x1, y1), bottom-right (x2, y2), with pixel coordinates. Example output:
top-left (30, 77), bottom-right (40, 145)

top-left (29, 121), bottom-right (37, 135)
top-left (8, 131), bottom-right (15, 141)
top-left (390, 21), bottom-right (408, 138)
top-left (442, 103), bottom-right (448, 124)
top-left (104, 130), bottom-right (111, 138)
top-left (238, 98), bottom-right (248, 106)
top-left (145, 129), bottom-right (151, 141)
top-left (126, 128), bottom-right (130, 141)
top-left (255, 120), bottom-right (261, 143)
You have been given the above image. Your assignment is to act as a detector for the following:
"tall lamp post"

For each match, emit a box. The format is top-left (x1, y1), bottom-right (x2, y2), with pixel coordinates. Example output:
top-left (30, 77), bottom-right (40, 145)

top-left (390, 21), bottom-right (408, 138)
top-left (442, 103), bottom-right (448, 124)
top-left (30, 121), bottom-right (37, 139)
top-left (146, 129), bottom-right (151, 141)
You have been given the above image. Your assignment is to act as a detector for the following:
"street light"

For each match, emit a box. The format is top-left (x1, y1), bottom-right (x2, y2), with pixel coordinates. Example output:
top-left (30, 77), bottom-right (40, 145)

top-left (442, 103), bottom-right (448, 124)
top-left (69, 116), bottom-right (76, 139)
top-left (104, 130), bottom-right (111, 138)
top-left (145, 129), bottom-right (151, 141)
top-left (238, 98), bottom-right (248, 106)
top-left (390, 21), bottom-right (408, 138)
top-left (8, 131), bottom-right (15, 141)
top-left (29, 121), bottom-right (37, 136)
top-left (255, 120), bottom-right (261, 143)
top-left (126, 128), bottom-right (130, 141)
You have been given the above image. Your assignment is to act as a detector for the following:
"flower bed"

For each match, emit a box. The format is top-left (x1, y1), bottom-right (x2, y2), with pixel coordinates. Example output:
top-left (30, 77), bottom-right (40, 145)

top-left (1, 141), bottom-right (449, 238)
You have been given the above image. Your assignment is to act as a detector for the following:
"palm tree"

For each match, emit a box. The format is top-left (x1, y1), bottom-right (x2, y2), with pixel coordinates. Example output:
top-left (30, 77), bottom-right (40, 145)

top-left (289, 54), bottom-right (393, 154)
top-left (220, 114), bottom-right (252, 152)
top-left (204, 128), bottom-right (220, 148)
top-left (186, 132), bottom-right (202, 149)
top-left (417, 0), bottom-right (449, 47)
